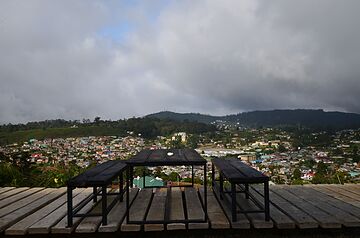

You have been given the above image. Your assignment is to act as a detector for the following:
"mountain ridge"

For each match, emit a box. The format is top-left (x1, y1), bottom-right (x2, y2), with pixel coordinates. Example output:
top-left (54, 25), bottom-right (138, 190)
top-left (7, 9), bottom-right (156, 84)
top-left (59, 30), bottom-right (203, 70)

top-left (146, 109), bottom-right (360, 129)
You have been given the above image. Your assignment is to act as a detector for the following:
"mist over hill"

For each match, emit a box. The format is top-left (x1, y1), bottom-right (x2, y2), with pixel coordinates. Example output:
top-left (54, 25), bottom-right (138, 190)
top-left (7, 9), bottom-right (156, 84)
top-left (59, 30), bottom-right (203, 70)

top-left (146, 109), bottom-right (360, 129)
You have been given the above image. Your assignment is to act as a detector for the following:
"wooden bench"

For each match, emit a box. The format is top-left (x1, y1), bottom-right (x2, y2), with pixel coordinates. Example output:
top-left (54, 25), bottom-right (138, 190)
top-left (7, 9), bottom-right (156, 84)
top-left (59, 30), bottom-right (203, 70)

top-left (212, 158), bottom-right (270, 222)
top-left (67, 160), bottom-right (127, 226)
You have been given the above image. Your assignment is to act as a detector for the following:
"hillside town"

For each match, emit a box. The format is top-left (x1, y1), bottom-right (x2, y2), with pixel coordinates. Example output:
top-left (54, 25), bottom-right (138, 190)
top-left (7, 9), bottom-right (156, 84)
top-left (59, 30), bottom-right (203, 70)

top-left (1, 126), bottom-right (359, 186)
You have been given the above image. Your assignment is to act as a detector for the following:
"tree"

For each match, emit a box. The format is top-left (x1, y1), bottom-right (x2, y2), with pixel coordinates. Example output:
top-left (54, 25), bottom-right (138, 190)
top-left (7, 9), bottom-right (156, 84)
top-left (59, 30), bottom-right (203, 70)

top-left (94, 116), bottom-right (101, 125)
top-left (186, 134), bottom-right (199, 149)
top-left (316, 161), bottom-right (328, 176)
top-left (168, 172), bottom-right (180, 182)
top-left (292, 168), bottom-right (301, 180)
top-left (169, 135), bottom-right (185, 149)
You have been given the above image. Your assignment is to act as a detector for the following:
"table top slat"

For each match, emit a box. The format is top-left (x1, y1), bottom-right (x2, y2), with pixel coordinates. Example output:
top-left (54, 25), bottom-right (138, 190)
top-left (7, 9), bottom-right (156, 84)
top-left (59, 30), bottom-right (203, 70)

top-left (126, 149), bottom-right (206, 166)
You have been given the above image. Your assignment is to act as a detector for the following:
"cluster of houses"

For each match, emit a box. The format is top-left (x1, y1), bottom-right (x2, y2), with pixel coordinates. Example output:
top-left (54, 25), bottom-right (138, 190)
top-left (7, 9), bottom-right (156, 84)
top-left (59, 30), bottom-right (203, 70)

top-left (1, 136), bottom-right (145, 167)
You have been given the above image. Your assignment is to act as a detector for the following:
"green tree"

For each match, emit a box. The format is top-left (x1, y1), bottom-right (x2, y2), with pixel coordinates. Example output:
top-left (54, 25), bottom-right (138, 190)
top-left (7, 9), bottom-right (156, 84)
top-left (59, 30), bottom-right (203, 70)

top-left (292, 168), bottom-right (301, 180)
top-left (169, 135), bottom-right (185, 149)
top-left (186, 134), bottom-right (199, 149)
top-left (168, 172), bottom-right (181, 182)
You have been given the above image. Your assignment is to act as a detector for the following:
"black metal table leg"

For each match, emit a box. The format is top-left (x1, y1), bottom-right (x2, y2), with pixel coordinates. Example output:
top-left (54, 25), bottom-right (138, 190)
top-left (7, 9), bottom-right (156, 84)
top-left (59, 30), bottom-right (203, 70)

top-left (264, 181), bottom-right (270, 221)
top-left (245, 183), bottom-right (249, 199)
top-left (120, 172), bottom-right (124, 202)
top-left (102, 185), bottom-right (107, 225)
top-left (204, 163), bottom-right (208, 222)
top-left (231, 183), bottom-right (237, 222)
top-left (67, 186), bottom-right (73, 227)
top-left (126, 167), bottom-right (130, 223)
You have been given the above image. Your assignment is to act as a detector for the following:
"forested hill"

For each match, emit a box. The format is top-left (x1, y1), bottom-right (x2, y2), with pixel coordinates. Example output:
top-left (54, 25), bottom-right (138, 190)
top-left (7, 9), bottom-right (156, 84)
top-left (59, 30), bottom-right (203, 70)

top-left (146, 109), bottom-right (360, 129)
top-left (146, 111), bottom-right (221, 124)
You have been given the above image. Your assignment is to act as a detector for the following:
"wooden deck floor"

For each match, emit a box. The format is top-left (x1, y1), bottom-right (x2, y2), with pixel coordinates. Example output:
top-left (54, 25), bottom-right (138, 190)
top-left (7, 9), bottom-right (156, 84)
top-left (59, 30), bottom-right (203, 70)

top-left (0, 184), bottom-right (360, 236)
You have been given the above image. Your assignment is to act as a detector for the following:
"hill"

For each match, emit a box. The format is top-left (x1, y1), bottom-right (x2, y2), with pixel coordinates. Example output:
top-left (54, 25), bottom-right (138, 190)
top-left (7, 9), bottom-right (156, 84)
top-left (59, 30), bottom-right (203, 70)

top-left (146, 109), bottom-right (360, 129)
top-left (146, 111), bottom-right (221, 124)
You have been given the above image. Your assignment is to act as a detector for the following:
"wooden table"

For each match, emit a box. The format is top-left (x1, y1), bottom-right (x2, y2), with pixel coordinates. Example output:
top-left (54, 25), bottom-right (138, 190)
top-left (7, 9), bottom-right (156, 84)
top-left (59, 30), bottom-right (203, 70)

top-left (125, 149), bottom-right (208, 225)
top-left (212, 158), bottom-right (270, 222)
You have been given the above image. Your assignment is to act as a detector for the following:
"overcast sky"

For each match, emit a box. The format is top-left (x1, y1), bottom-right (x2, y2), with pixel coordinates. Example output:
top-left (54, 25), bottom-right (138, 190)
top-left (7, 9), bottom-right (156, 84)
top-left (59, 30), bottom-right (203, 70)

top-left (1, 0), bottom-right (360, 124)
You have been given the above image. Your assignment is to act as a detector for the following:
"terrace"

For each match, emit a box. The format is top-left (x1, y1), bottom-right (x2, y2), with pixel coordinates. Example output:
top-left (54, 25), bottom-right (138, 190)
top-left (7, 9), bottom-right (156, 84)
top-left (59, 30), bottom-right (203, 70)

top-left (0, 184), bottom-right (359, 237)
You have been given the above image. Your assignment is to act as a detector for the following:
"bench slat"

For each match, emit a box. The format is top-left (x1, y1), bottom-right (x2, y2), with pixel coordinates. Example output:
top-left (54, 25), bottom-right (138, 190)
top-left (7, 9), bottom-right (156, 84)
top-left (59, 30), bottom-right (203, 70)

top-left (88, 162), bottom-right (126, 185)
top-left (213, 158), bottom-right (268, 183)
top-left (68, 161), bottom-right (126, 187)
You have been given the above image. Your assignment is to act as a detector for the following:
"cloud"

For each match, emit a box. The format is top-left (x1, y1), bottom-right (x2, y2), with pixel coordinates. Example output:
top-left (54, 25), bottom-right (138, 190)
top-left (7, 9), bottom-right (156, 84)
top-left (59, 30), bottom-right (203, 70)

top-left (0, 0), bottom-right (360, 123)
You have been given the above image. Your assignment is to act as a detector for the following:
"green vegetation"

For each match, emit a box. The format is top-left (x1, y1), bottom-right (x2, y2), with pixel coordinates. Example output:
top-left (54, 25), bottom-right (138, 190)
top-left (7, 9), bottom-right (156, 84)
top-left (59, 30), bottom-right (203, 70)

top-left (0, 152), bottom-right (87, 187)
top-left (0, 117), bottom-right (216, 145)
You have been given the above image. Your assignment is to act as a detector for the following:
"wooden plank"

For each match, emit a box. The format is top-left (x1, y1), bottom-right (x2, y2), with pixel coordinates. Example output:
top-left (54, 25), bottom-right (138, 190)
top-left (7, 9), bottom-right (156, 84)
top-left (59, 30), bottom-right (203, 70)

top-left (98, 188), bottom-right (139, 232)
top-left (313, 185), bottom-right (360, 208)
top-left (0, 187), bottom-right (46, 218)
top-left (304, 186), bottom-right (360, 221)
top-left (212, 186), bottom-right (250, 229)
top-left (235, 190), bottom-right (273, 229)
top-left (75, 189), bottom-right (119, 233)
top-left (121, 188), bottom-right (153, 232)
top-left (331, 184), bottom-right (360, 196)
top-left (0, 187), bottom-right (31, 206)
top-left (27, 188), bottom-right (88, 234)
top-left (167, 187), bottom-right (186, 230)
top-left (51, 188), bottom-right (95, 234)
top-left (249, 186), bottom-right (295, 229)
top-left (285, 186), bottom-right (360, 227)
top-left (5, 188), bottom-right (71, 235)
top-left (0, 188), bottom-right (65, 232)
top-left (144, 188), bottom-right (166, 232)
top-left (252, 185), bottom-right (317, 229)
top-left (199, 189), bottom-right (230, 229)
top-left (0, 187), bottom-right (15, 195)
top-left (272, 186), bottom-right (341, 228)
top-left (184, 187), bottom-right (208, 229)
top-left (321, 185), bottom-right (360, 203)
top-left (344, 184), bottom-right (360, 190)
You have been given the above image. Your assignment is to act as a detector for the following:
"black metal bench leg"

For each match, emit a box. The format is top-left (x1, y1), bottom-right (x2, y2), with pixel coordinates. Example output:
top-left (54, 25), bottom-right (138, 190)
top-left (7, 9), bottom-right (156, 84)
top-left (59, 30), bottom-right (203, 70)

top-left (264, 181), bottom-right (270, 221)
top-left (219, 173), bottom-right (224, 199)
top-left (130, 166), bottom-right (134, 188)
top-left (102, 185), bottom-right (107, 225)
top-left (192, 165), bottom-right (194, 186)
top-left (231, 183), bottom-right (237, 222)
top-left (211, 163), bottom-right (215, 187)
top-left (119, 173), bottom-right (124, 202)
top-left (245, 183), bottom-right (249, 199)
top-left (93, 187), bottom-right (97, 203)
top-left (67, 186), bottom-right (73, 227)
top-left (143, 168), bottom-right (146, 188)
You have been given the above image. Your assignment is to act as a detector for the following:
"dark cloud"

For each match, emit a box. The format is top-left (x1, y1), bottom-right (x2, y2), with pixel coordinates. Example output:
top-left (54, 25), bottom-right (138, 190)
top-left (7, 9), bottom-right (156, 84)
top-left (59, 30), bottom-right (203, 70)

top-left (0, 0), bottom-right (359, 123)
